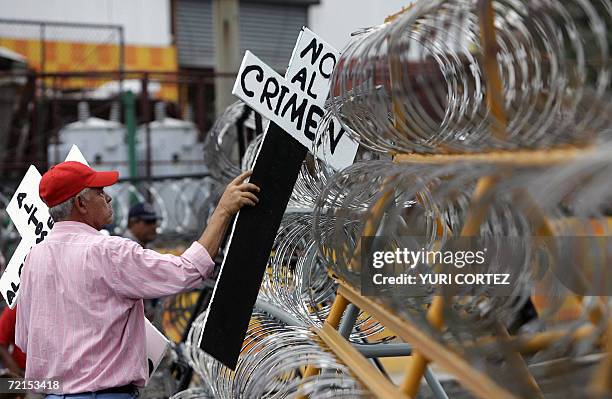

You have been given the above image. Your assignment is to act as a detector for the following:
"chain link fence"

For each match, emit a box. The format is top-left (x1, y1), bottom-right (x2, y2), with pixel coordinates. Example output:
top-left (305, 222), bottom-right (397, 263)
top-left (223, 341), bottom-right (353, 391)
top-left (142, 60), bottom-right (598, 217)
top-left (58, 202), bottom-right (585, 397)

top-left (0, 19), bottom-right (124, 73)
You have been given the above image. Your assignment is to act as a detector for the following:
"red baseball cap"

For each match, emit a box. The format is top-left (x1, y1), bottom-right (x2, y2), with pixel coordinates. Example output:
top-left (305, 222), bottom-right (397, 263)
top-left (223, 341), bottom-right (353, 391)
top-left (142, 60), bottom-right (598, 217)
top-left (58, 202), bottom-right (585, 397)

top-left (39, 161), bottom-right (119, 207)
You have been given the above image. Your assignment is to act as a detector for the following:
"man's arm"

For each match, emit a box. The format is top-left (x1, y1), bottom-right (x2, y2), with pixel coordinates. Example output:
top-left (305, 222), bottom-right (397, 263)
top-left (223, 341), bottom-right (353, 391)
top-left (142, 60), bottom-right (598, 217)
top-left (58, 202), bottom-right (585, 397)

top-left (13, 273), bottom-right (28, 355)
top-left (108, 171), bottom-right (259, 299)
top-left (198, 170), bottom-right (259, 259)
top-left (0, 346), bottom-right (23, 377)
top-left (0, 308), bottom-right (24, 377)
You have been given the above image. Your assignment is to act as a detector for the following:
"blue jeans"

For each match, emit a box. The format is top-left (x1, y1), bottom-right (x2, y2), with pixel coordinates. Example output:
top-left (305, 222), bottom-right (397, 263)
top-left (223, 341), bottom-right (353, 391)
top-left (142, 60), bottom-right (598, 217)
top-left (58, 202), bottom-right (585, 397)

top-left (45, 394), bottom-right (136, 399)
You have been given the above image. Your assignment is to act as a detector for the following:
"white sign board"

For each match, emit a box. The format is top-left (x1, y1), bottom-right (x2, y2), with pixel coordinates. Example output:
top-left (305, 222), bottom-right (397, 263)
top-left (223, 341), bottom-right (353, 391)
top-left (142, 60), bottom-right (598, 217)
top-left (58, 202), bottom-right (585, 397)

top-left (286, 27), bottom-right (339, 102)
top-left (65, 144), bottom-right (89, 164)
top-left (0, 145), bottom-right (168, 381)
top-left (144, 318), bottom-right (169, 377)
top-left (232, 27), bottom-right (358, 171)
top-left (1, 240), bottom-right (34, 308)
top-left (2, 166), bottom-right (51, 307)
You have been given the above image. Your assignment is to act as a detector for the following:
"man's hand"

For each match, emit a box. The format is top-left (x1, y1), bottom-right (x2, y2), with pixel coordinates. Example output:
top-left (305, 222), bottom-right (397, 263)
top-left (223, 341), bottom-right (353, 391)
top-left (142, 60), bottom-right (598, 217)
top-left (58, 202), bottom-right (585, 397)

top-left (217, 170), bottom-right (260, 217)
top-left (198, 171), bottom-right (260, 259)
top-left (0, 345), bottom-right (24, 378)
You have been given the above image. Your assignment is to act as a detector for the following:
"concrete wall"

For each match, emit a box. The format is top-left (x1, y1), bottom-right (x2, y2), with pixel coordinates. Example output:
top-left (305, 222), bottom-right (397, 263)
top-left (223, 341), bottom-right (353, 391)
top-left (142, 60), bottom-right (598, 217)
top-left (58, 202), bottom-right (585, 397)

top-left (0, 0), bottom-right (172, 46)
top-left (1, 0), bottom-right (416, 50)
top-left (308, 0), bottom-right (415, 50)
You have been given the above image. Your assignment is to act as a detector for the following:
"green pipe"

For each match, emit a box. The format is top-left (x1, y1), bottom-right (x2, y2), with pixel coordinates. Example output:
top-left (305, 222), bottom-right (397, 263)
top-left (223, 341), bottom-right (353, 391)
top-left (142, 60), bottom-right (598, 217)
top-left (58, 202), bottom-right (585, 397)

top-left (122, 90), bottom-right (137, 180)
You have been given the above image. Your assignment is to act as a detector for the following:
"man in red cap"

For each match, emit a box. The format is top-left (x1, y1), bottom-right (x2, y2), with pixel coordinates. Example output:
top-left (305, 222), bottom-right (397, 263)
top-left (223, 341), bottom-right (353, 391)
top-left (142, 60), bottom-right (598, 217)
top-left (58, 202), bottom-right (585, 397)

top-left (15, 161), bottom-right (259, 398)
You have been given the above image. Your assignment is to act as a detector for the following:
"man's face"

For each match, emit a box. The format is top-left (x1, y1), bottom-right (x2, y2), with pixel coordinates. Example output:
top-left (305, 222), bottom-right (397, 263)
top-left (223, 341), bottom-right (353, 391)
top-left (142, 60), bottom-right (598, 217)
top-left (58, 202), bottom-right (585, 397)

top-left (131, 219), bottom-right (158, 245)
top-left (78, 187), bottom-right (113, 229)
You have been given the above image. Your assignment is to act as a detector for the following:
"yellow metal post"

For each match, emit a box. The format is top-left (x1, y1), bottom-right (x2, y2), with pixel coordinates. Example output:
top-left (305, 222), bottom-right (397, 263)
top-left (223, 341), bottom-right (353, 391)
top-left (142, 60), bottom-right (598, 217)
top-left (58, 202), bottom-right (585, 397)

top-left (478, 0), bottom-right (507, 141)
top-left (590, 319), bottom-right (612, 395)
top-left (302, 294), bottom-right (349, 380)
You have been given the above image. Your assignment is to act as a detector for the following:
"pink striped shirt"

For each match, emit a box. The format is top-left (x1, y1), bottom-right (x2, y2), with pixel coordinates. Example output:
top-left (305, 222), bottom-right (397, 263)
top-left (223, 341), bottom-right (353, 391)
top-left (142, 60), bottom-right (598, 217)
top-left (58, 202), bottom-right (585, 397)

top-left (15, 221), bottom-right (214, 393)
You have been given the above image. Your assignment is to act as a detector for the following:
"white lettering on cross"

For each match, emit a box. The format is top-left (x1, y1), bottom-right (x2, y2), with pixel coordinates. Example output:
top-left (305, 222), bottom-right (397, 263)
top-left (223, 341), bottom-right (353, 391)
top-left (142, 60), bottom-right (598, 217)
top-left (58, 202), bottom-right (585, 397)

top-left (232, 27), bottom-right (358, 171)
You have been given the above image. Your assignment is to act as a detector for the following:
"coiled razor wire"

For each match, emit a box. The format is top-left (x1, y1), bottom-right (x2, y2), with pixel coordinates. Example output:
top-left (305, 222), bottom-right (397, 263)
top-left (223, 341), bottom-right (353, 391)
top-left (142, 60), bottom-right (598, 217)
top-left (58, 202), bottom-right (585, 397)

top-left (173, 2), bottom-right (611, 396)
top-left (259, 212), bottom-right (394, 343)
top-left (459, 151), bottom-right (611, 396)
top-left (313, 160), bottom-right (533, 337)
top-left (0, 191), bottom-right (18, 259)
top-left (330, 0), bottom-right (612, 153)
top-left (184, 310), bottom-right (368, 398)
top-left (311, 145), bottom-right (611, 396)
top-left (203, 101), bottom-right (248, 185)
top-left (241, 133), bottom-right (265, 172)
top-left (132, 2), bottom-right (612, 394)
top-left (105, 177), bottom-right (216, 238)
top-left (170, 388), bottom-right (215, 399)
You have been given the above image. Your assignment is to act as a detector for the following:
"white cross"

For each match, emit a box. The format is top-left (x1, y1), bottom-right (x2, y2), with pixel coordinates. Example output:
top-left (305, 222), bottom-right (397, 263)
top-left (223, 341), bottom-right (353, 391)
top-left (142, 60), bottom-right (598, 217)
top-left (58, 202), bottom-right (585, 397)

top-left (232, 27), bottom-right (358, 170)
top-left (198, 28), bottom-right (358, 370)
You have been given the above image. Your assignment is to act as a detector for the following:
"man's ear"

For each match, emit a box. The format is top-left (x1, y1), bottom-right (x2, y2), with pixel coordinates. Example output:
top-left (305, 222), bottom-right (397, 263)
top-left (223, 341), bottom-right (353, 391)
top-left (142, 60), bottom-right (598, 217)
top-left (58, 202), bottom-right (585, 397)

top-left (74, 195), bottom-right (88, 215)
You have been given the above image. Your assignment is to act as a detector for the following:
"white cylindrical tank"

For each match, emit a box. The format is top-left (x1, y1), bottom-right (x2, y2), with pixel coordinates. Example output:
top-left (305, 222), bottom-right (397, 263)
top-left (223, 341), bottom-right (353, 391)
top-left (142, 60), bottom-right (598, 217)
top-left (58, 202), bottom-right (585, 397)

top-left (136, 102), bottom-right (205, 178)
top-left (48, 102), bottom-right (128, 178)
